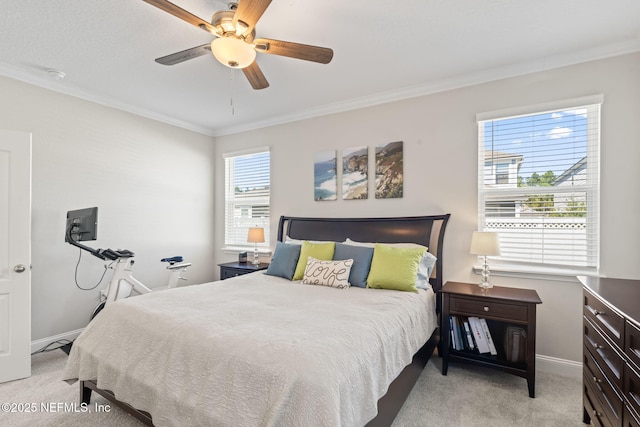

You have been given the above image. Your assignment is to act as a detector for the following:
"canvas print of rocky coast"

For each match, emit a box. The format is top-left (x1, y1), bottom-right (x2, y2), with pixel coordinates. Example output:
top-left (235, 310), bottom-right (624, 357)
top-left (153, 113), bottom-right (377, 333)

top-left (342, 146), bottom-right (368, 199)
top-left (314, 150), bottom-right (337, 201)
top-left (375, 141), bottom-right (403, 199)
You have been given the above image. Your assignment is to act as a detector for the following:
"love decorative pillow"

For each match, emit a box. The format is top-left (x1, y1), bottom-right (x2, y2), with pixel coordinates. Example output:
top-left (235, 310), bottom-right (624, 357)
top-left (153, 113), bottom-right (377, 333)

top-left (302, 257), bottom-right (353, 289)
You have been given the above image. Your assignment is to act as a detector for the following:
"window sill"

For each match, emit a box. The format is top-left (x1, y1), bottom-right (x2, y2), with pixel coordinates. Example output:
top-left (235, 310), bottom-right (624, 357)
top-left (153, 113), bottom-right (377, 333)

top-left (222, 246), bottom-right (272, 257)
top-left (472, 263), bottom-right (601, 283)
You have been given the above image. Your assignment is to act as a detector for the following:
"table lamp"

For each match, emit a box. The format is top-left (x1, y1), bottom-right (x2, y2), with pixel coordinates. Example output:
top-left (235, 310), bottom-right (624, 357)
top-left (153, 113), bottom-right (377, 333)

top-left (470, 231), bottom-right (501, 289)
top-left (247, 227), bottom-right (265, 265)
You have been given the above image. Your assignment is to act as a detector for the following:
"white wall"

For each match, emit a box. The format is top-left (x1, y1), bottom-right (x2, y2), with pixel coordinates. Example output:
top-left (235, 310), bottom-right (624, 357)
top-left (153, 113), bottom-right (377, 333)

top-left (0, 76), bottom-right (216, 343)
top-left (213, 52), bottom-right (640, 366)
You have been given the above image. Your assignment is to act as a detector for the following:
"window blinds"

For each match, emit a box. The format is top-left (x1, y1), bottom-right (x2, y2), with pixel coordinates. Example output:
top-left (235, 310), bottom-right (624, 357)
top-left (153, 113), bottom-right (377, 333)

top-left (224, 149), bottom-right (270, 247)
top-left (477, 98), bottom-right (601, 270)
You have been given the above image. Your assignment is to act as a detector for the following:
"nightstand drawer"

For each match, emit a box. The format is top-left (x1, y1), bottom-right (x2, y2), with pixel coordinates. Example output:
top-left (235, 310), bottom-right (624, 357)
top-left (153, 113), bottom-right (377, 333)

top-left (449, 296), bottom-right (528, 323)
top-left (219, 262), bottom-right (269, 280)
top-left (221, 268), bottom-right (245, 280)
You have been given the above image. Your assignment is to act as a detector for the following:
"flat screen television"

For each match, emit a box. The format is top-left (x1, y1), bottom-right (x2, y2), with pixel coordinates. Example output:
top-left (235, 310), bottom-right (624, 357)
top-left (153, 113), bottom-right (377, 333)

top-left (65, 207), bottom-right (98, 242)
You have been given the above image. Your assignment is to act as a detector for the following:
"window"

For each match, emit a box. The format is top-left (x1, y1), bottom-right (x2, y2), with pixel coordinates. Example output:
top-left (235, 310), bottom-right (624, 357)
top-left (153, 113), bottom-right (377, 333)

top-left (477, 95), bottom-right (602, 272)
top-left (224, 148), bottom-right (270, 248)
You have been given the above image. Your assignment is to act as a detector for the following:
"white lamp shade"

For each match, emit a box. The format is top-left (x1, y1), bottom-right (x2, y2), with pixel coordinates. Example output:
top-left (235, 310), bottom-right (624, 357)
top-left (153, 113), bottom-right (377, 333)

top-left (470, 231), bottom-right (501, 256)
top-left (210, 37), bottom-right (256, 68)
top-left (247, 227), bottom-right (265, 244)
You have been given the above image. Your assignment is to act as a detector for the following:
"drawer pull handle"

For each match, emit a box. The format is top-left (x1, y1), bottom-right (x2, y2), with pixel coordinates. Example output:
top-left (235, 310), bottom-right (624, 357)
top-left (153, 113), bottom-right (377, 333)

top-left (593, 410), bottom-right (601, 418)
top-left (592, 342), bottom-right (603, 350)
top-left (594, 309), bottom-right (606, 316)
top-left (593, 376), bottom-right (602, 384)
top-left (483, 306), bottom-right (489, 312)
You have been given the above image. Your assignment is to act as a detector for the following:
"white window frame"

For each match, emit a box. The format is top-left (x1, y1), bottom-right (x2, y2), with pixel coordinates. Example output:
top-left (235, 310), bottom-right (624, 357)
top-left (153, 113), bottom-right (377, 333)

top-left (223, 147), bottom-right (270, 251)
top-left (476, 95), bottom-right (602, 278)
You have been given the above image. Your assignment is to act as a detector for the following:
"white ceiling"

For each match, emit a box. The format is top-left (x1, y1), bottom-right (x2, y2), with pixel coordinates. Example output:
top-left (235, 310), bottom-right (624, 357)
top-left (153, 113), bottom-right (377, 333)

top-left (1, 0), bottom-right (639, 136)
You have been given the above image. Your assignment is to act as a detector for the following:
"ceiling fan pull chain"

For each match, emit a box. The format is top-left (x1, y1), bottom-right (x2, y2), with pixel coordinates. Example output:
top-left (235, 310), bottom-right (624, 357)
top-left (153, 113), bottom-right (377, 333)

top-left (230, 69), bottom-right (235, 116)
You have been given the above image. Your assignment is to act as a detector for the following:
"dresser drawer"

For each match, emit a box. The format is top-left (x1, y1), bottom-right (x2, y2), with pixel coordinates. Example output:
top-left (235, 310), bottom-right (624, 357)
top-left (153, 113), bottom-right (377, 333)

top-left (625, 363), bottom-right (640, 421)
top-left (627, 321), bottom-right (640, 372)
top-left (584, 288), bottom-right (625, 349)
top-left (625, 405), bottom-right (640, 427)
top-left (583, 345), bottom-right (623, 425)
top-left (584, 371), bottom-right (612, 427)
top-left (449, 296), bottom-right (528, 323)
top-left (584, 317), bottom-right (625, 390)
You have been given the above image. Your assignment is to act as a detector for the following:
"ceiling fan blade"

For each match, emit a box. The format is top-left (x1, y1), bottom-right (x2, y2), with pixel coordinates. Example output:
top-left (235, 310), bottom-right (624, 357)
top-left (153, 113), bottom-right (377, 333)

top-left (155, 44), bottom-right (211, 65)
top-left (233, 0), bottom-right (272, 35)
top-left (142, 0), bottom-right (216, 34)
top-left (254, 38), bottom-right (333, 64)
top-left (242, 61), bottom-right (269, 90)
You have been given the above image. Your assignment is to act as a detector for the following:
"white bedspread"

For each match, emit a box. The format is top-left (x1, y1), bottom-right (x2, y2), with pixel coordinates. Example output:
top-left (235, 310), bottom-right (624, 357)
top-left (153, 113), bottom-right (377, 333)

top-left (63, 272), bottom-right (437, 427)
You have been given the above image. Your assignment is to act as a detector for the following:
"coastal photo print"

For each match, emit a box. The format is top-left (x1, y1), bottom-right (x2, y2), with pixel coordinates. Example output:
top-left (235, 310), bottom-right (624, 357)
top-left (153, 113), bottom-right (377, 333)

top-left (342, 146), bottom-right (368, 200)
top-left (375, 141), bottom-right (403, 199)
top-left (314, 150), bottom-right (337, 201)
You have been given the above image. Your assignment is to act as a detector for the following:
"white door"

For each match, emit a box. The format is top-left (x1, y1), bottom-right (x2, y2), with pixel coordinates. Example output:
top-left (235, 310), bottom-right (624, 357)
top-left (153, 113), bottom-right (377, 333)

top-left (0, 130), bottom-right (31, 383)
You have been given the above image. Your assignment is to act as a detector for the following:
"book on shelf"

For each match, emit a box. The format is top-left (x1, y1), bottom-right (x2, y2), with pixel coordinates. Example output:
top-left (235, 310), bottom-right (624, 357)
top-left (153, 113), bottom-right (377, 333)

top-left (467, 317), bottom-right (491, 354)
top-left (450, 316), bottom-right (463, 351)
top-left (449, 316), bottom-right (457, 350)
top-left (479, 318), bottom-right (498, 355)
top-left (449, 316), bottom-right (500, 356)
top-left (463, 320), bottom-right (475, 350)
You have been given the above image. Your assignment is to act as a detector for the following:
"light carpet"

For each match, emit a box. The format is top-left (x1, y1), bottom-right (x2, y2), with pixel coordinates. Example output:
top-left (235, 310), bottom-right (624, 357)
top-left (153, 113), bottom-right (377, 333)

top-left (0, 349), bottom-right (583, 426)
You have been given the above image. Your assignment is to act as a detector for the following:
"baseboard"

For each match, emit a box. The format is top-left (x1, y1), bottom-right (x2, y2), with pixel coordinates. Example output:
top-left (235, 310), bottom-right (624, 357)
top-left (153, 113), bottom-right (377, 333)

top-left (31, 328), bottom-right (84, 354)
top-left (536, 354), bottom-right (582, 379)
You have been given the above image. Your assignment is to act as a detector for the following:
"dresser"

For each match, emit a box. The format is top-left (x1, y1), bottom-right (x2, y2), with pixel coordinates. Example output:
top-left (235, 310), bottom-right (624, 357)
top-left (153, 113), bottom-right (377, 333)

top-left (580, 276), bottom-right (640, 426)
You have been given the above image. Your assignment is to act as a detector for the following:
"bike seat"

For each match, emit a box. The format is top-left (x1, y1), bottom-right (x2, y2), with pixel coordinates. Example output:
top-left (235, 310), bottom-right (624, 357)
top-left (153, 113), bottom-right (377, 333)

top-left (99, 248), bottom-right (135, 260)
top-left (161, 256), bottom-right (183, 265)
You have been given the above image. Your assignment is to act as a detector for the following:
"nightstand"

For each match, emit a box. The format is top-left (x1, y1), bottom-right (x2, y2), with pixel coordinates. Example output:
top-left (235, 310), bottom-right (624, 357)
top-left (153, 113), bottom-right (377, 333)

top-left (440, 281), bottom-right (542, 397)
top-left (218, 261), bottom-right (269, 280)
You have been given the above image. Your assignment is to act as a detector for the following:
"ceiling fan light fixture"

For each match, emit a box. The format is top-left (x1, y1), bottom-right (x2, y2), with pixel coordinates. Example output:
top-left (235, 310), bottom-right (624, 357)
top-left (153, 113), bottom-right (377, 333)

top-left (210, 37), bottom-right (256, 68)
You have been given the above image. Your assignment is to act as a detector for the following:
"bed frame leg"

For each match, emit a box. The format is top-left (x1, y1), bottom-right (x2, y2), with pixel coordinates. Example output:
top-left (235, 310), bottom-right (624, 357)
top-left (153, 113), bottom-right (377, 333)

top-left (80, 381), bottom-right (92, 404)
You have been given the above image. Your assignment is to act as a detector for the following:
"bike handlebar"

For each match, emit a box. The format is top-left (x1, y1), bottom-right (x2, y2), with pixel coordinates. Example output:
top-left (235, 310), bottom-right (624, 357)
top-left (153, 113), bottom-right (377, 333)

top-left (65, 223), bottom-right (135, 261)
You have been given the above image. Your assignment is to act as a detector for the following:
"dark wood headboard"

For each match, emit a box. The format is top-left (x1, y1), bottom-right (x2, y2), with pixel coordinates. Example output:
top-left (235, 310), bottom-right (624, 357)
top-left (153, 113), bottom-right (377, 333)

top-left (277, 214), bottom-right (451, 308)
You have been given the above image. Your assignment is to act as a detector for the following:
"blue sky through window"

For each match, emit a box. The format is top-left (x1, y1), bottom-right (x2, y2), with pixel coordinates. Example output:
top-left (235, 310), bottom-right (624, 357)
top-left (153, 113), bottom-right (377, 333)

top-left (233, 152), bottom-right (270, 191)
top-left (483, 108), bottom-right (588, 183)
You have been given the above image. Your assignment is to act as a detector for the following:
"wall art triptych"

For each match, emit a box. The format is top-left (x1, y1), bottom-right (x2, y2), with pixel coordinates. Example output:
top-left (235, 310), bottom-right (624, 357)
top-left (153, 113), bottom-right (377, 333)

top-left (314, 141), bottom-right (403, 201)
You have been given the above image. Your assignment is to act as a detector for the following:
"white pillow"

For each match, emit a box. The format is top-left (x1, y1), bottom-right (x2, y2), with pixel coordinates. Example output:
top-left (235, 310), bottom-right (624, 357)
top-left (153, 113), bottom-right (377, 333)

top-left (285, 235), bottom-right (341, 245)
top-left (302, 257), bottom-right (353, 289)
top-left (344, 238), bottom-right (436, 290)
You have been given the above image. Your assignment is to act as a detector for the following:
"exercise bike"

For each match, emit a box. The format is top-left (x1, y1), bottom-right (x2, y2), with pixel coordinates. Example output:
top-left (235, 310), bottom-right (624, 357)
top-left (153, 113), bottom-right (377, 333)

top-left (65, 223), bottom-right (191, 319)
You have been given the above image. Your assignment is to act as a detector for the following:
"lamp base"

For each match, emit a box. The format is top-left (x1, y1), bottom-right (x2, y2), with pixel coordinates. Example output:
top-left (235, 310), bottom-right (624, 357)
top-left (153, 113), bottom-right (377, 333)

top-left (478, 280), bottom-right (493, 289)
top-left (478, 255), bottom-right (493, 289)
top-left (252, 243), bottom-right (260, 265)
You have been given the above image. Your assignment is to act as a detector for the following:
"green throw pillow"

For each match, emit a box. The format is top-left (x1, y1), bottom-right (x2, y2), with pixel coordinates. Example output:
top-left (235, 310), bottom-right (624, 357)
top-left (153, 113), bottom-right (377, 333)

top-left (293, 241), bottom-right (336, 280)
top-left (366, 244), bottom-right (426, 292)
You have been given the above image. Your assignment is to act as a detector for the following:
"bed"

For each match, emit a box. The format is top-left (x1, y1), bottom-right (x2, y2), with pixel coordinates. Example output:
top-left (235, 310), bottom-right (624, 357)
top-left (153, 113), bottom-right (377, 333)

top-left (63, 214), bottom-right (450, 426)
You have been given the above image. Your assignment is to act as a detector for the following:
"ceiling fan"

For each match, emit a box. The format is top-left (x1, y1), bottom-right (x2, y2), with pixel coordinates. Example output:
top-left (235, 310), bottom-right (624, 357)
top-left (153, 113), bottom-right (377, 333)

top-left (142, 0), bottom-right (334, 90)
